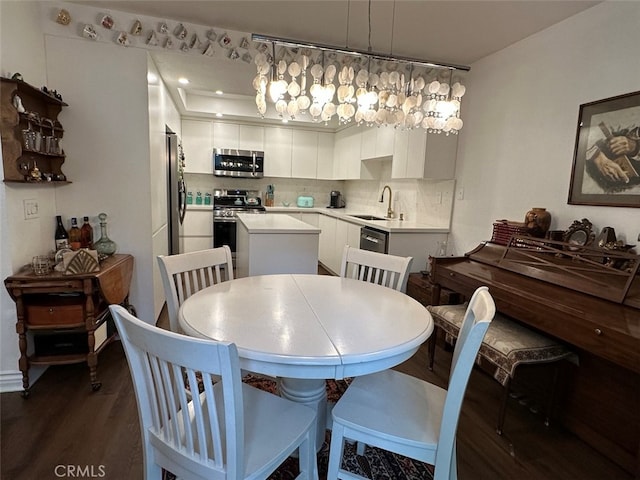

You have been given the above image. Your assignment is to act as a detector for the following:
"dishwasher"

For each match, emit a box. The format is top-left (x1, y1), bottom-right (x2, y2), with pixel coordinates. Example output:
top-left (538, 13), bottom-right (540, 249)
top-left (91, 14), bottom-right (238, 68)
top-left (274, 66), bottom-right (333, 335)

top-left (360, 226), bottom-right (388, 254)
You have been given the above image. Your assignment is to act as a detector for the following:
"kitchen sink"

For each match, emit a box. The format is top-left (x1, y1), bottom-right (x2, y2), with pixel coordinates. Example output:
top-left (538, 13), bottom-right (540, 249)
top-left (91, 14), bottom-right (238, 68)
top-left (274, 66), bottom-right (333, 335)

top-left (350, 214), bottom-right (388, 221)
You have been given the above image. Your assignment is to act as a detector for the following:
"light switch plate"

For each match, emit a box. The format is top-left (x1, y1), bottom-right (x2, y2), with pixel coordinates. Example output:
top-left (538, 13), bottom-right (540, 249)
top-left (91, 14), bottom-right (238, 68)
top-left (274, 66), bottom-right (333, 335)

top-left (24, 199), bottom-right (39, 219)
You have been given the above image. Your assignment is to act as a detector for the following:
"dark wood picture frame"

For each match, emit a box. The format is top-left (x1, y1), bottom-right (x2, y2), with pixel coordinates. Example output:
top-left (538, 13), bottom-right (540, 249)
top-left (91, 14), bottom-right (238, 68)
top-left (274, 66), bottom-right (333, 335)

top-left (568, 90), bottom-right (640, 208)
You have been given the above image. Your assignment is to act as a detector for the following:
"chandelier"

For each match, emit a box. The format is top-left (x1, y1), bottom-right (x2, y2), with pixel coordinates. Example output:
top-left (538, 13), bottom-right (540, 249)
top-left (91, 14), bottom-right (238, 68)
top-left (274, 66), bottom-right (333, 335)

top-left (251, 33), bottom-right (470, 135)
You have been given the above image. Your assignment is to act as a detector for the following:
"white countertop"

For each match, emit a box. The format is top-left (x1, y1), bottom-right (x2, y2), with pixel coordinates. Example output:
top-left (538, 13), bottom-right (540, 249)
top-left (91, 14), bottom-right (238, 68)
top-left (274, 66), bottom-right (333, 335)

top-left (266, 206), bottom-right (449, 233)
top-left (236, 212), bottom-right (321, 234)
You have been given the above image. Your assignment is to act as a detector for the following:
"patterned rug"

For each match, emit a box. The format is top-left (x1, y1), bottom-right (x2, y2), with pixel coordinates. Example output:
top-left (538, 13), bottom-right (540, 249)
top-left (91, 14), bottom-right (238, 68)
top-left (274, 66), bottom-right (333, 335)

top-left (166, 374), bottom-right (435, 480)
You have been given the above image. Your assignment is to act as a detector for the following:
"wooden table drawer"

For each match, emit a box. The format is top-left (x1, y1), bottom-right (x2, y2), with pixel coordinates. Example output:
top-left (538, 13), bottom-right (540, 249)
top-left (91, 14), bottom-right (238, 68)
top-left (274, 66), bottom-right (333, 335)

top-left (27, 304), bottom-right (84, 326)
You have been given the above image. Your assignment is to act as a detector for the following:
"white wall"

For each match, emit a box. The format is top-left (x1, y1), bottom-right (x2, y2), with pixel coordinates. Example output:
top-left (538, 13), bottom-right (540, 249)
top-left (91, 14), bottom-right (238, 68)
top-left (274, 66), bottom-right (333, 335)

top-left (0, 1), bottom-right (54, 391)
top-left (148, 56), bottom-right (181, 318)
top-left (451, 1), bottom-right (640, 255)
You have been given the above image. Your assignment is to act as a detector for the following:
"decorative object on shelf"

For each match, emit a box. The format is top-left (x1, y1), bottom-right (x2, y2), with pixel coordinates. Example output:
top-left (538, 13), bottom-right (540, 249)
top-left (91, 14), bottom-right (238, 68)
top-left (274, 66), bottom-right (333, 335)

top-left (174, 23), bottom-right (187, 40)
top-left (27, 162), bottom-right (42, 182)
top-left (130, 19), bottom-right (143, 35)
top-left (82, 24), bottom-right (98, 40)
top-left (158, 21), bottom-right (168, 34)
top-left (56, 9), bottom-right (71, 26)
top-left (100, 14), bottom-right (114, 30)
top-left (12, 94), bottom-right (25, 113)
top-left (62, 249), bottom-right (100, 275)
top-left (569, 90), bottom-right (640, 208)
top-left (524, 207), bottom-right (551, 238)
top-left (563, 218), bottom-right (595, 247)
top-left (93, 213), bottom-right (118, 257)
top-left (250, 0), bottom-right (468, 133)
top-left (32, 255), bottom-right (51, 276)
top-left (11, 72), bottom-right (23, 81)
top-left (116, 31), bottom-right (130, 47)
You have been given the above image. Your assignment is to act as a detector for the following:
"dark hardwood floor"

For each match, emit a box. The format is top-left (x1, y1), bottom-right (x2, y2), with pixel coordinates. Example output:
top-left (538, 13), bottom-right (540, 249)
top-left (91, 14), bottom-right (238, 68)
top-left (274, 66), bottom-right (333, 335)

top-left (1, 300), bottom-right (632, 479)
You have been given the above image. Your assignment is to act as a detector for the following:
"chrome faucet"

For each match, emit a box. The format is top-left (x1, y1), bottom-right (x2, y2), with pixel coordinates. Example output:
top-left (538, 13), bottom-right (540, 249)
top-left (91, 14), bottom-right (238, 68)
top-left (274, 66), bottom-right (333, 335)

top-left (379, 185), bottom-right (394, 219)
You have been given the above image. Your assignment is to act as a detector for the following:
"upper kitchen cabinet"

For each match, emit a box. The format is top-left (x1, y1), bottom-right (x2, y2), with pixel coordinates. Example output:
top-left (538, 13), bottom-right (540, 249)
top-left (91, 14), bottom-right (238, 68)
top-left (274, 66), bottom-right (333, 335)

top-left (360, 126), bottom-right (395, 160)
top-left (333, 126), bottom-right (361, 180)
top-left (264, 126), bottom-right (292, 177)
top-left (212, 122), bottom-right (264, 151)
top-left (291, 130), bottom-right (318, 179)
top-left (181, 119), bottom-right (213, 173)
top-left (392, 129), bottom-right (458, 179)
top-left (315, 132), bottom-right (334, 180)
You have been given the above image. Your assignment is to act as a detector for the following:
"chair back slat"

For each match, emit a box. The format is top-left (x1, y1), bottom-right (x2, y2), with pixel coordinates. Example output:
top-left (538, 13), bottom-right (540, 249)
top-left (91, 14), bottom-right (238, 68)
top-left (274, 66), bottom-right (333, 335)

top-left (340, 245), bottom-right (413, 292)
top-left (110, 305), bottom-right (244, 479)
top-left (158, 246), bottom-right (234, 332)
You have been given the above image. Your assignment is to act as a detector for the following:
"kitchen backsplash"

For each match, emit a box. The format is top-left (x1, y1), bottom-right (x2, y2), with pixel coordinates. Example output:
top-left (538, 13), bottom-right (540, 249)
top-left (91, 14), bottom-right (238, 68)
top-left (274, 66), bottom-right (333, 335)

top-left (185, 173), bottom-right (454, 228)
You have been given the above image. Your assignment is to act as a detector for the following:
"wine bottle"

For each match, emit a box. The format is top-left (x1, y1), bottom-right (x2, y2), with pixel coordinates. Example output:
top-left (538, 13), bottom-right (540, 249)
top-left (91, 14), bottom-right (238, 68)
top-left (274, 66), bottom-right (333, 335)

top-left (69, 217), bottom-right (81, 250)
top-left (54, 215), bottom-right (69, 251)
top-left (80, 216), bottom-right (93, 249)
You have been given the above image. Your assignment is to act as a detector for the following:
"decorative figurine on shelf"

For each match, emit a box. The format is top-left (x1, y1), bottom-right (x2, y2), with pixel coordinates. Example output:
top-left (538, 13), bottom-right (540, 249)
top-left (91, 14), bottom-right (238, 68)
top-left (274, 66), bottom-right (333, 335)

top-left (93, 213), bottom-right (117, 257)
top-left (524, 207), bottom-right (551, 238)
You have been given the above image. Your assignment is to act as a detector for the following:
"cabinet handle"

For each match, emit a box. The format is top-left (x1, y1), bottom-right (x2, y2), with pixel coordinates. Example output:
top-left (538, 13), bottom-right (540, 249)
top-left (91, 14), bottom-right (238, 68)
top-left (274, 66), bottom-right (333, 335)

top-left (594, 328), bottom-right (602, 336)
top-left (49, 308), bottom-right (54, 314)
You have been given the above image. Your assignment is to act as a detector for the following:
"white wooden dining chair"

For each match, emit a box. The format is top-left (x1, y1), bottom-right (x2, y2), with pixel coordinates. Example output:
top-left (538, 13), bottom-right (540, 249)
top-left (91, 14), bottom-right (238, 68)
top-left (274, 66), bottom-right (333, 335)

top-left (157, 246), bottom-right (234, 332)
top-left (327, 286), bottom-right (495, 480)
top-left (339, 245), bottom-right (413, 293)
top-left (110, 304), bottom-right (318, 480)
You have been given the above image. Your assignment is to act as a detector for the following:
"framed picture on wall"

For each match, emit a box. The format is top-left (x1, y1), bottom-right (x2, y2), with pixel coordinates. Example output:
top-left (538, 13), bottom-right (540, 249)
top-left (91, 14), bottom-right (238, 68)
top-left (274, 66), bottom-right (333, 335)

top-left (568, 90), bottom-right (640, 207)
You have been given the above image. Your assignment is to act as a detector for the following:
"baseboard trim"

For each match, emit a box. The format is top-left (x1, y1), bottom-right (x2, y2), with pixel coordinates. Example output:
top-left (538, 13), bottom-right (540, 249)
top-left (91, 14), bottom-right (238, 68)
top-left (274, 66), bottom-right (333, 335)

top-left (0, 366), bottom-right (47, 393)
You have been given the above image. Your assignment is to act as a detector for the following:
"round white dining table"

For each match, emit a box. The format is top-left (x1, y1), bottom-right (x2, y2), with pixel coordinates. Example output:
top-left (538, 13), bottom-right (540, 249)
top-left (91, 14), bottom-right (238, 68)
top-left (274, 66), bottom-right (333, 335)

top-left (179, 273), bottom-right (433, 448)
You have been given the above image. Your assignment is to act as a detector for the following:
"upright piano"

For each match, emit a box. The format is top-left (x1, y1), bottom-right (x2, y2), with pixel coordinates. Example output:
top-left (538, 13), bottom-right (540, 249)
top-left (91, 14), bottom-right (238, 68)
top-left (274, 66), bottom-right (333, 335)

top-left (430, 238), bottom-right (639, 475)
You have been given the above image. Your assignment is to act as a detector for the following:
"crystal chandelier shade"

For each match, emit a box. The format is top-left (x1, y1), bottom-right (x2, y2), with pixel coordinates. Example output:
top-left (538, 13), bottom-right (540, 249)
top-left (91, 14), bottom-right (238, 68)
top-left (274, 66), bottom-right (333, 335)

top-left (252, 36), bottom-right (469, 135)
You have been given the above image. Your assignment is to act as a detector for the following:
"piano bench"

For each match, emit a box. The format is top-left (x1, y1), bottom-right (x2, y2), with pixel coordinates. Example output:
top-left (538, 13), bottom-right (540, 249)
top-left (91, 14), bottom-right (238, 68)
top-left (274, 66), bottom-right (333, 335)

top-left (426, 303), bottom-right (576, 435)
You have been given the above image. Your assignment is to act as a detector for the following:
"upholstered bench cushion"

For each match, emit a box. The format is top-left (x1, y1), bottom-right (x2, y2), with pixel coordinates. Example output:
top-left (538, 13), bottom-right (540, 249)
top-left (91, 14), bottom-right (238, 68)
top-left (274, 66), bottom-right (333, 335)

top-left (427, 303), bottom-right (575, 386)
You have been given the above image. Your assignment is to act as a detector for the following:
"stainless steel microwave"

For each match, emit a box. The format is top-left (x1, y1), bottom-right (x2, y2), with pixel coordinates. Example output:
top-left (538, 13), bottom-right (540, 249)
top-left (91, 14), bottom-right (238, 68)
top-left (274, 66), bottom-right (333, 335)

top-left (213, 148), bottom-right (264, 178)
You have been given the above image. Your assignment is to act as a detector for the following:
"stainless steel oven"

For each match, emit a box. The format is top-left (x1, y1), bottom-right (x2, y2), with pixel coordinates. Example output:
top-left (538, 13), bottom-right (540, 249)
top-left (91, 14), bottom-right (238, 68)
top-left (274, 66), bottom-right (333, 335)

top-left (360, 226), bottom-right (388, 254)
top-left (213, 189), bottom-right (265, 256)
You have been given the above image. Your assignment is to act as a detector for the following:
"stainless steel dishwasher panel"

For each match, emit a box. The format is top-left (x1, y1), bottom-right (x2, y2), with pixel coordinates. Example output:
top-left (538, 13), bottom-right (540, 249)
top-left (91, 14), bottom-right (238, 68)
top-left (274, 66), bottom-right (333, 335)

top-left (360, 226), bottom-right (388, 254)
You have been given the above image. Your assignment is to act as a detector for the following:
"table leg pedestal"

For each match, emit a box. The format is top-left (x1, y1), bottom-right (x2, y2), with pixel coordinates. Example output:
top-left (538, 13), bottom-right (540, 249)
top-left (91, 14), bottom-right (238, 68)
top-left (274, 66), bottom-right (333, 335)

top-left (279, 377), bottom-right (327, 450)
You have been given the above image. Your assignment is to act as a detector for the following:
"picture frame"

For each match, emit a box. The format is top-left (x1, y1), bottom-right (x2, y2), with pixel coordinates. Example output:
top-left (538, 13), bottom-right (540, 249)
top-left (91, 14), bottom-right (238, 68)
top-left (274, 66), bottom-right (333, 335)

top-left (568, 90), bottom-right (640, 208)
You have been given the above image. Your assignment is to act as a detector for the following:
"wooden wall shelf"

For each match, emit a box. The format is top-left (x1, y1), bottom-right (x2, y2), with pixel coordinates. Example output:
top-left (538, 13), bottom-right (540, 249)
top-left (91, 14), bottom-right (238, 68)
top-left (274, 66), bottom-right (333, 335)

top-left (1, 77), bottom-right (69, 183)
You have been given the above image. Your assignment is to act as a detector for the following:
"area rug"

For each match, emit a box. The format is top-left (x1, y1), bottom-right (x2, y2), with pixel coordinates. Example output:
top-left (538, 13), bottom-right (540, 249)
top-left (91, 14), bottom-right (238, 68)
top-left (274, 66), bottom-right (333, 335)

top-left (166, 374), bottom-right (435, 480)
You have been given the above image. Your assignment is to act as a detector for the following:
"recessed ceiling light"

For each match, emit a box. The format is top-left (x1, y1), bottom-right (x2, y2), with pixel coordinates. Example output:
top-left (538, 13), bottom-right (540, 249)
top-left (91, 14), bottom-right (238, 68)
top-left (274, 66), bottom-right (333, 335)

top-left (216, 113), bottom-right (223, 118)
top-left (178, 77), bottom-right (189, 85)
top-left (215, 90), bottom-right (224, 95)
top-left (147, 72), bottom-right (158, 84)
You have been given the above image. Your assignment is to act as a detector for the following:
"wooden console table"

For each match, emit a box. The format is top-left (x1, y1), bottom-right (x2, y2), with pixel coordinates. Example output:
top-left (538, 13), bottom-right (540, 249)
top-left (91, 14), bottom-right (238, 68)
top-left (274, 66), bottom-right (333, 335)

top-left (4, 254), bottom-right (134, 396)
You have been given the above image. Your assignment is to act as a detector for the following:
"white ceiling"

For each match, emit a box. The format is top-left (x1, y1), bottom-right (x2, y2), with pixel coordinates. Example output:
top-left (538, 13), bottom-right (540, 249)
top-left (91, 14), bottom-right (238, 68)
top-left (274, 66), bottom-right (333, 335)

top-left (73, 0), bottom-right (601, 124)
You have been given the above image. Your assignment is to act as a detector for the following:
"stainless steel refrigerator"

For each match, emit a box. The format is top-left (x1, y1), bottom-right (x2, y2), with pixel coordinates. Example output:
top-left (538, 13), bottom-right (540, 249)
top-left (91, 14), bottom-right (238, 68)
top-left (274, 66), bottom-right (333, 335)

top-left (166, 130), bottom-right (187, 255)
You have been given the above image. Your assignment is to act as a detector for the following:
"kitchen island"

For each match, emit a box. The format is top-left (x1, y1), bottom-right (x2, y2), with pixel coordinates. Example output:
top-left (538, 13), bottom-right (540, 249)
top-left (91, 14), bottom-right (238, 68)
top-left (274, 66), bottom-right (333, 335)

top-left (235, 213), bottom-right (321, 277)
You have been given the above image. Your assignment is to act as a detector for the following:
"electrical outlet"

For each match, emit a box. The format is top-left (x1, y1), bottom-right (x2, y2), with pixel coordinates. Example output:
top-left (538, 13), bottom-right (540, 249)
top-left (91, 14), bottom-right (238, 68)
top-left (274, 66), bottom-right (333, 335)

top-left (23, 199), bottom-right (39, 219)
top-left (456, 188), bottom-right (464, 200)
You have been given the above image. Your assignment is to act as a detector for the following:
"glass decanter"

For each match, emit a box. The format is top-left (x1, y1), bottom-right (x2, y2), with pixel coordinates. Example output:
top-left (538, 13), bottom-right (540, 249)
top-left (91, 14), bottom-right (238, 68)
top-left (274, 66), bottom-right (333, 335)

top-left (93, 212), bottom-right (117, 257)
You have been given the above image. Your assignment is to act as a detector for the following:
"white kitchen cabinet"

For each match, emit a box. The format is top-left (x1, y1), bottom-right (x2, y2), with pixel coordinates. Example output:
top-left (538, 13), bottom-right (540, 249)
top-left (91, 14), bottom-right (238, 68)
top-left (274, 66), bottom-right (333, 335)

top-left (360, 126), bottom-right (395, 160)
top-left (333, 126), bottom-right (361, 180)
top-left (182, 119), bottom-right (213, 173)
top-left (264, 127), bottom-right (293, 177)
top-left (180, 209), bottom-right (213, 253)
top-left (212, 122), bottom-right (264, 151)
top-left (335, 219), bottom-right (362, 260)
top-left (318, 214), bottom-right (338, 273)
top-left (299, 212), bottom-right (320, 227)
top-left (212, 122), bottom-right (238, 150)
top-left (392, 129), bottom-right (457, 179)
top-left (316, 132), bottom-right (334, 179)
top-left (291, 130), bottom-right (318, 179)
